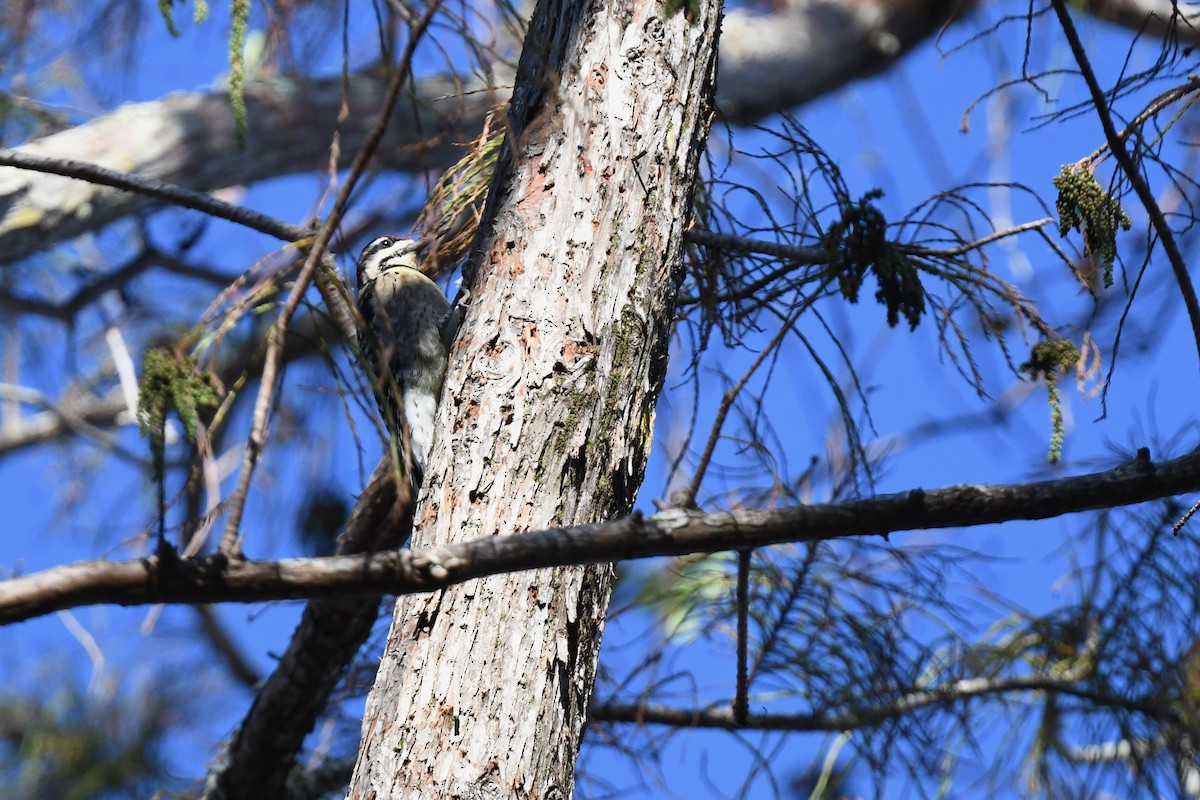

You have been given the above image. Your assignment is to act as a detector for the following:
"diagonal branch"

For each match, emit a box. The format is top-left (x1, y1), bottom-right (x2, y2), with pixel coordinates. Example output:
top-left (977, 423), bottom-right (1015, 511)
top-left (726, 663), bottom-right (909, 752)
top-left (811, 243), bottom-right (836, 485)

top-left (0, 148), bottom-right (307, 243)
top-left (2, 446), bottom-right (1196, 625)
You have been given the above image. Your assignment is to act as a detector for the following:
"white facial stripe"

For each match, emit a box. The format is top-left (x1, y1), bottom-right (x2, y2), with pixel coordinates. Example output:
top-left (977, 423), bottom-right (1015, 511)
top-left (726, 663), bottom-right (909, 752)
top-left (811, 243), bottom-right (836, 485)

top-left (357, 237), bottom-right (421, 288)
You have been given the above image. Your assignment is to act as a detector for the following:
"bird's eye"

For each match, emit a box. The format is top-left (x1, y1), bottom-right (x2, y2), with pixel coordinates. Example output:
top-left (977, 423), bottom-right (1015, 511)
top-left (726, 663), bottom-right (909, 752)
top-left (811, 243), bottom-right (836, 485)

top-left (381, 237), bottom-right (395, 247)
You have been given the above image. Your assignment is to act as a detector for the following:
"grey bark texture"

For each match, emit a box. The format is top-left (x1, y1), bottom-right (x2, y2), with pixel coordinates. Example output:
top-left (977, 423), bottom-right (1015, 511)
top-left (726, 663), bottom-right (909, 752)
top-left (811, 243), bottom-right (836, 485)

top-left (346, 0), bottom-right (722, 796)
top-left (0, 71), bottom-right (494, 264)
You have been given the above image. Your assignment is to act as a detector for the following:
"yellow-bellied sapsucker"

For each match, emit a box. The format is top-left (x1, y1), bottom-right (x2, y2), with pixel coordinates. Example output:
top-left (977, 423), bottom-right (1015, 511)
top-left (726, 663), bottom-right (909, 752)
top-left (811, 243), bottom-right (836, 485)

top-left (355, 236), bottom-right (453, 479)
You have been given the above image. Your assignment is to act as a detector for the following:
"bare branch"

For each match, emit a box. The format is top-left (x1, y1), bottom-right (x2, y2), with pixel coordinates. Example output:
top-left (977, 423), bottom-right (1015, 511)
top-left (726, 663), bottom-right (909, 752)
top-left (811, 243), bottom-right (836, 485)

top-left (901, 217), bottom-right (1055, 259)
top-left (683, 229), bottom-right (827, 264)
top-left (0, 150), bottom-right (357, 343)
top-left (0, 244), bottom-right (232, 322)
top-left (0, 71), bottom-right (493, 264)
top-left (590, 673), bottom-right (1158, 733)
top-left (1080, 76), bottom-right (1200, 167)
top-left (0, 385), bottom-right (130, 457)
top-left (714, 0), bottom-right (983, 123)
top-left (0, 148), bottom-right (307, 244)
top-left (2, 446), bottom-right (1196, 625)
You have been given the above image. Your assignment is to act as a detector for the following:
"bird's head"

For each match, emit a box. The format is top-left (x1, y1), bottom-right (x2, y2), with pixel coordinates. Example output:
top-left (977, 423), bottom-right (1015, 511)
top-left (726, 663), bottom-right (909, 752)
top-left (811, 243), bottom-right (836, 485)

top-left (356, 236), bottom-right (424, 288)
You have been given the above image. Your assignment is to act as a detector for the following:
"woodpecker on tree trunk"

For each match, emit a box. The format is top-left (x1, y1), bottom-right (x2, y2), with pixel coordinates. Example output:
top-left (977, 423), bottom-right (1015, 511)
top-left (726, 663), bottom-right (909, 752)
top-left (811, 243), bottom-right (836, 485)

top-left (355, 236), bottom-right (454, 480)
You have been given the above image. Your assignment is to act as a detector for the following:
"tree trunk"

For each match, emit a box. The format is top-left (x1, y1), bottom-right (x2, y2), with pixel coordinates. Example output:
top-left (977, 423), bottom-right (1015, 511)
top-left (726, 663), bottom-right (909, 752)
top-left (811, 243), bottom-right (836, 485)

top-left (347, 0), bottom-right (721, 796)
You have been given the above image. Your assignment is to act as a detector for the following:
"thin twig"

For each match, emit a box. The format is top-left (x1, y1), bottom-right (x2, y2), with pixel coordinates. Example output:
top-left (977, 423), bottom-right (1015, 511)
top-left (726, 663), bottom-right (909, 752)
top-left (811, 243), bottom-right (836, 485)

top-left (591, 671), bottom-right (1158, 732)
top-left (683, 294), bottom-right (817, 506)
top-left (1081, 76), bottom-right (1200, 167)
top-left (901, 217), bottom-right (1054, 259)
top-left (733, 547), bottom-right (751, 725)
top-left (684, 228), bottom-right (827, 264)
top-left (1172, 498), bottom-right (1200, 536)
top-left (678, 219), bottom-right (1053, 308)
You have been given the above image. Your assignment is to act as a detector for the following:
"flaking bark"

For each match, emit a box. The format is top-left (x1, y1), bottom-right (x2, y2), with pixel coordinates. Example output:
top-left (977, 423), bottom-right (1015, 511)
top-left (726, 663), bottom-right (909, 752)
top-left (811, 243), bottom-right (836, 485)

top-left (347, 0), bottom-right (722, 796)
